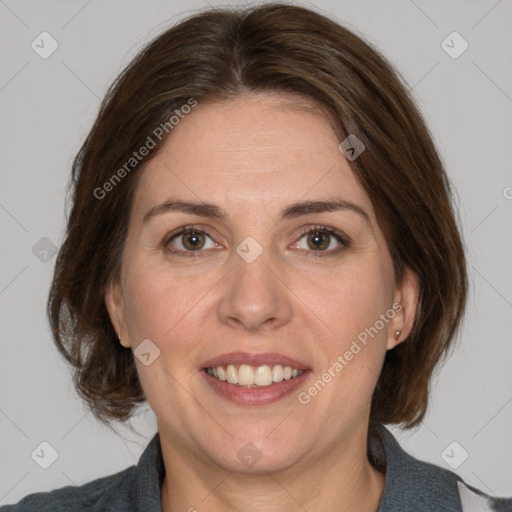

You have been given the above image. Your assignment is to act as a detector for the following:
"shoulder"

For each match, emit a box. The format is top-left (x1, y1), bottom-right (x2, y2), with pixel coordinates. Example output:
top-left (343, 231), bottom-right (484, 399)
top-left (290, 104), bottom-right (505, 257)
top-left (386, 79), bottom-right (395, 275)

top-left (372, 423), bottom-right (512, 511)
top-left (409, 453), bottom-right (512, 511)
top-left (0, 465), bottom-right (136, 512)
top-left (1, 432), bottom-right (163, 512)
top-left (456, 479), bottom-right (512, 512)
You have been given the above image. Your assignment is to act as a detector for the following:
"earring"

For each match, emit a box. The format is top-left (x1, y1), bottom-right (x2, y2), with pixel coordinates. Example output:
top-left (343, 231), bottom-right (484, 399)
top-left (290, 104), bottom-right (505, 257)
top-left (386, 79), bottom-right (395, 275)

top-left (394, 330), bottom-right (401, 340)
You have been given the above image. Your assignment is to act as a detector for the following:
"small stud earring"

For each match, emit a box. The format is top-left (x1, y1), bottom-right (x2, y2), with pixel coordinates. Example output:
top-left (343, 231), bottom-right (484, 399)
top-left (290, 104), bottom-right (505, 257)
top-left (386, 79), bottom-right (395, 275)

top-left (394, 330), bottom-right (401, 340)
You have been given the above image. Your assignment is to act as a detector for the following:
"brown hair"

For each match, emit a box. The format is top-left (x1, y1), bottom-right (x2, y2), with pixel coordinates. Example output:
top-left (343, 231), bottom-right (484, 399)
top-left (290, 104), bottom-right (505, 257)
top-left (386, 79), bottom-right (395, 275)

top-left (48, 3), bottom-right (467, 429)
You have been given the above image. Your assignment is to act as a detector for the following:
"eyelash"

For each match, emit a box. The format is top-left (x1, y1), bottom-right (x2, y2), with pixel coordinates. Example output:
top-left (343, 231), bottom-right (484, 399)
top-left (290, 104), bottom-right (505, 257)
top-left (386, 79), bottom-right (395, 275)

top-left (162, 224), bottom-right (350, 258)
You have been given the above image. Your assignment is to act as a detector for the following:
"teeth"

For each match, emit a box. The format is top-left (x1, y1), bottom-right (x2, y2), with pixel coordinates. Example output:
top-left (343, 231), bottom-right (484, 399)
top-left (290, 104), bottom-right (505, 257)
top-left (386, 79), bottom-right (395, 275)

top-left (217, 366), bottom-right (227, 381)
top-left (272, 365), bottom-right (284, 383)
top-left (238, 364), bottom-right (255, 385)
top-left (226, 364), bottom-right (238, 384)
top-left (254, 365), bottom-right (273, 386)
top-left (206, 364), bottom-right (304, 387)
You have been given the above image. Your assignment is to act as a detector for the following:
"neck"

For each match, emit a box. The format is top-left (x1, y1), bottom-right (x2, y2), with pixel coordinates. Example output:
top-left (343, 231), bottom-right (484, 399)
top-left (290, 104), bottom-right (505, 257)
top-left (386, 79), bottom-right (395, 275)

top-left (159, 424), bottom-right (386, 512)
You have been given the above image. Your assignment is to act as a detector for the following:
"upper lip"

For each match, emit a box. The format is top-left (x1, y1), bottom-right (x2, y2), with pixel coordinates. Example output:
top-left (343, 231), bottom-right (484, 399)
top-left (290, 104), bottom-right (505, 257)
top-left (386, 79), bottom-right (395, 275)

top-left (202, 351), bottom-right (311, 370)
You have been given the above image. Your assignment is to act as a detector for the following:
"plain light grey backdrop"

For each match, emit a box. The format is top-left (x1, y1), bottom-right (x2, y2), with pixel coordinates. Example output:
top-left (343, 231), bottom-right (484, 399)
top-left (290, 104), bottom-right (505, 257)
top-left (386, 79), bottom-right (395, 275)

top-left (1, 0), bottom-right (511, 506)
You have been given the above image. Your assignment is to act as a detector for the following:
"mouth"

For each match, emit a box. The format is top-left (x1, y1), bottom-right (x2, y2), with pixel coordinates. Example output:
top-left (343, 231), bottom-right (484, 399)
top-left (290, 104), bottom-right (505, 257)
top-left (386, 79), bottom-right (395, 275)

top-left (205, 364), bottom-right (304, 387)
top-left (200, 352), bottom-right (311, 405)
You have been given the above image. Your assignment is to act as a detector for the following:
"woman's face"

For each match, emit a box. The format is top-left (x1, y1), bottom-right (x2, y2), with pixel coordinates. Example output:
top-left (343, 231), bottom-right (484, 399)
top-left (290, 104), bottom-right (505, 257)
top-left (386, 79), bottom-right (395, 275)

top-left (106, 92), bottom-right (418, 473)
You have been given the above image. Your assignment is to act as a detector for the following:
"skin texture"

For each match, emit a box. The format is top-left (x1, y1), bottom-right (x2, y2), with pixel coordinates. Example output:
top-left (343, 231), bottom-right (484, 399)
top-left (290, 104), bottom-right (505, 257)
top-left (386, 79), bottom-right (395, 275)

top-left (105, 91), bottom-right (419, 512)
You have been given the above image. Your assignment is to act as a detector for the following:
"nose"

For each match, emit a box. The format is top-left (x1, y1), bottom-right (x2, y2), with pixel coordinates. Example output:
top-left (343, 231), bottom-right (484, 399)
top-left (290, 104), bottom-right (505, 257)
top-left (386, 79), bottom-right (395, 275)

top-left (216, 243), bottom-right (293, 332)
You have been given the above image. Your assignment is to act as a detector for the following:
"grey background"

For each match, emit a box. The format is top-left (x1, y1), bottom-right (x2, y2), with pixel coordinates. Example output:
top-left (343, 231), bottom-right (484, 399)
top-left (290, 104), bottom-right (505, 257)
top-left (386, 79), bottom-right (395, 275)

top-left (1, 0), bottom-right (511, 505)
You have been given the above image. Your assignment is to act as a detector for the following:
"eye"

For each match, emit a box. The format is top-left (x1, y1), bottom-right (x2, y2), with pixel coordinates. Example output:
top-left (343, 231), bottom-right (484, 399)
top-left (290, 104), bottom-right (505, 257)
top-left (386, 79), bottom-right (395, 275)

top-left (164, 226), bottom-right (220, 255)
top-left (292, 225), bottom-right (349, 257)
top-left (163, 224), bottom-right (349, 258)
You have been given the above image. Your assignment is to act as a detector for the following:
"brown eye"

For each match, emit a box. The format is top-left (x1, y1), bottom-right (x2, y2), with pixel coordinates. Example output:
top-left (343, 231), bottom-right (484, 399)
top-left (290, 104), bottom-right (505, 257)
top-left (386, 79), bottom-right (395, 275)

top-left (292, 226), bottom-right (349, 257)
top-left (166, 228), bottom-right (219, 254)
top-left (306, 231), bottom-right (331, 251)
top-left (181, 230), bottom-right (205, 250)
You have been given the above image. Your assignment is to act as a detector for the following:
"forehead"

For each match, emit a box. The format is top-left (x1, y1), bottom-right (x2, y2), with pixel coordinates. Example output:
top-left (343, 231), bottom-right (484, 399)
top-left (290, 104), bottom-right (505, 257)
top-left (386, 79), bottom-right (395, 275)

top-left (132, 92), bottom-right (374, 220)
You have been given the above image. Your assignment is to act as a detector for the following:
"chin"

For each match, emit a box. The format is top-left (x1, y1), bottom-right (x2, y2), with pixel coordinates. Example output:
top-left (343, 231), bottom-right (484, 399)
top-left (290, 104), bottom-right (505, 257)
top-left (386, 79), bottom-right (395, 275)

top-left (213, 446), bottom-right (303, 475)
top-left (205, 432), bottom-right (304, 474)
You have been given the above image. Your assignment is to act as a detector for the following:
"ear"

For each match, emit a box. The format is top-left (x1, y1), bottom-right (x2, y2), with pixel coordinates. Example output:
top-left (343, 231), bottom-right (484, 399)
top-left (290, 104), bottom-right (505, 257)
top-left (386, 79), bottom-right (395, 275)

top-left (104, 279), bottom-right (130, 348)
top-left (387, 266), bottom-right (420, 350)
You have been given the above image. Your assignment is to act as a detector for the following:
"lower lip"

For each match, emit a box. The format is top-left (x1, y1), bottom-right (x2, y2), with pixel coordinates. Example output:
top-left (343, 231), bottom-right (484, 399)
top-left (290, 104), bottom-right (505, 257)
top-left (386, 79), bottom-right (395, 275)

top-left (201, 369), bottom-right (310, 406)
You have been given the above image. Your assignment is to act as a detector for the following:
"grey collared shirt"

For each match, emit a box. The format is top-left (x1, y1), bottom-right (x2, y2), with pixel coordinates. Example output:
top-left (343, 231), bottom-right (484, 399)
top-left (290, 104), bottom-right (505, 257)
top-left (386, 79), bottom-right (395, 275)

top-left (2, 424), bottom-right (511, 511)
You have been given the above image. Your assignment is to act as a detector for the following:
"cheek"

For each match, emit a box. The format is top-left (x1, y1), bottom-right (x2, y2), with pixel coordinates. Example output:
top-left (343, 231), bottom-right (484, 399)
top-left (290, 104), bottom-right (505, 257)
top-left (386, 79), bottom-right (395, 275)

top-left (320, 259), bottom-right (393, 394)
top-left (121, 263), bottom-right (206, 343)
top-left (120, 265), bottom-right (208, 410)
top-left (300, 258), bottom-right (393, 345)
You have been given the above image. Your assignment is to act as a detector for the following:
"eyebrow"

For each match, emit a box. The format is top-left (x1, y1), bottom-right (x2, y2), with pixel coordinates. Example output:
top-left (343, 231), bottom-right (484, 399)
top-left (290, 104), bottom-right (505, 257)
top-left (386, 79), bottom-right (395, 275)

top-left (143, 198), bottom-right (370, 224)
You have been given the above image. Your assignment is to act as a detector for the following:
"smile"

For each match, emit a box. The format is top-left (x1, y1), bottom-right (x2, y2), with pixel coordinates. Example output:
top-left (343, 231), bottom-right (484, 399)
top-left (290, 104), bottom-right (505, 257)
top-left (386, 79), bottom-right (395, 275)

top-left (205, 364), bottom-right (305, 387)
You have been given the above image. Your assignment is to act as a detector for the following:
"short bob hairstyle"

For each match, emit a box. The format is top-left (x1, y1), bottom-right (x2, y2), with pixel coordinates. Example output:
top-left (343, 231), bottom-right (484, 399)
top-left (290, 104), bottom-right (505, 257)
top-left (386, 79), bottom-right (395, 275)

top-left (48, 2), bottom-right (467, 429)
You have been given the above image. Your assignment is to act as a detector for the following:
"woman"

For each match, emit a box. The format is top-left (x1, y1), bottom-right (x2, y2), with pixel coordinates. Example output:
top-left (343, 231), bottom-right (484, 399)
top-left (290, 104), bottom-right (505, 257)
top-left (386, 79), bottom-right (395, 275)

top-left (2, 3), bottom-right (511, 511)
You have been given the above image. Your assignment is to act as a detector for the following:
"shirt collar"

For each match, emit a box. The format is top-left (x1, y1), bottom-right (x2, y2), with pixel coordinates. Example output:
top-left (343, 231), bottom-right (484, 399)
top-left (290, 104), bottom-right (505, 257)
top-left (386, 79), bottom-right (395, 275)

top-left (134, 431), bottom-right (165, 511)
